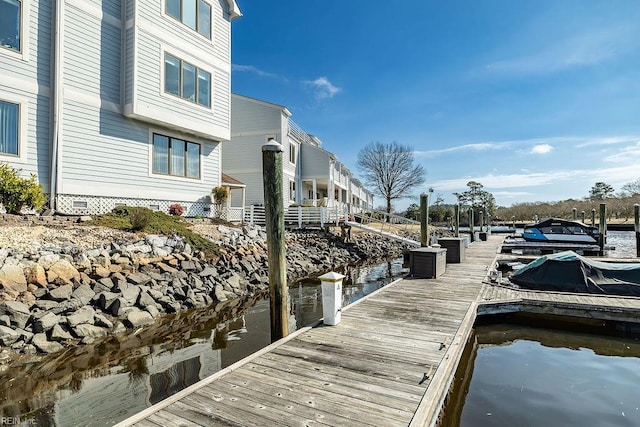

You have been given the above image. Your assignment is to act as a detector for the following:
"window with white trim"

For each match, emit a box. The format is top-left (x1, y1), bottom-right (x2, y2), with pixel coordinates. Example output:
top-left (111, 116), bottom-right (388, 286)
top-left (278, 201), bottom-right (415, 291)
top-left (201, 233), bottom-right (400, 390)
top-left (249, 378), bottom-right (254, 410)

top-left (289, 180), bottom-right (296, 201)
top-left (289, 143), bottom-right (297, 164)
top-left (166, 0), bottom-right (211, 39)
top-left (0, 0), bottom-right (21, 53)
top-left (152, 133), bottom-right (201, 179)
top-left (0, 99), bottom-right (19, 156)
top-left (164, 53), bottom-right (211, 108)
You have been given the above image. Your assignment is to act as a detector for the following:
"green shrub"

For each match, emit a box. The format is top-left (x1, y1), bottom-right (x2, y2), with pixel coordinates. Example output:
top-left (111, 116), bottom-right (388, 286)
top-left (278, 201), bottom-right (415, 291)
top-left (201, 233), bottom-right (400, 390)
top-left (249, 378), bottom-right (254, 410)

top-left (129, 207), bottom-right (153, 231)
top-left (0, 163), bottom-right (46, 214)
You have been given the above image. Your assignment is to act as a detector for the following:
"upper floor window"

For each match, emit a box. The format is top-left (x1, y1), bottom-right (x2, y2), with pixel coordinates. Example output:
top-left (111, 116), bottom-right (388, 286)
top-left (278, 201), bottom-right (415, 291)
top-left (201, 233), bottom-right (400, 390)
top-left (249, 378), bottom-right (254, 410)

top-left (166, 0), bottom-right (211, 39)
top-left (0, 0), bottom-right (21, 53)
top-left (289, 143), bottom-right (296, 164)
top-left (164, 53), bottom-right (211, 108)
top-left (0, 100), bottom-right (19, 156)
top-left (152, 133), bottom-right (201, 179)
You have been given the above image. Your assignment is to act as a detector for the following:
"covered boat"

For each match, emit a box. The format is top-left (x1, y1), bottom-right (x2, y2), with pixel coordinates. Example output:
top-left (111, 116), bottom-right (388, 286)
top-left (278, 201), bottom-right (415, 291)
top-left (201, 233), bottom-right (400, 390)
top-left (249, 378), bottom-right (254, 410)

top-left (510, 251), bottom-right (640, 296)
top-left (522, 218), bottom-right (600, 244)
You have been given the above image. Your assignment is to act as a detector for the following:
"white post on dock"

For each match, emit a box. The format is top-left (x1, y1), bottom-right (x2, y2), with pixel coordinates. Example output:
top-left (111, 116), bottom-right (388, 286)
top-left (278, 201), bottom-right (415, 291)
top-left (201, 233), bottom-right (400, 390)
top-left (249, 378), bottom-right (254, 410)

top-left (319, 271), bottom-right (345, 326)
top-left (634, 203), bottom-right (639, 258)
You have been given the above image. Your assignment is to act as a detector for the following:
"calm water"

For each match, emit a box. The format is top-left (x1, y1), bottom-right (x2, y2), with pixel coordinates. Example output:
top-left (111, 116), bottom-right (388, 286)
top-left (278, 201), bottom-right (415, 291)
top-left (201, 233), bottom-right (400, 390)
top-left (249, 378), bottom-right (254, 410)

top-left (441, 324), bottom-right (640, 427)
top-left (0, 258), bottom-right (407, 426)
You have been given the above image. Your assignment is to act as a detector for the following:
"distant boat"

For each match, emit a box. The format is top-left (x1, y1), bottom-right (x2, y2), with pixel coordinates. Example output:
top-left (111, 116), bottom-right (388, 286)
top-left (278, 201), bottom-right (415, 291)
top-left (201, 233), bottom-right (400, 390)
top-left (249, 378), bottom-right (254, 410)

top-left (522, 218), bottom-right (600, 244)
top-left (510, 251), bottom-right (640, 296)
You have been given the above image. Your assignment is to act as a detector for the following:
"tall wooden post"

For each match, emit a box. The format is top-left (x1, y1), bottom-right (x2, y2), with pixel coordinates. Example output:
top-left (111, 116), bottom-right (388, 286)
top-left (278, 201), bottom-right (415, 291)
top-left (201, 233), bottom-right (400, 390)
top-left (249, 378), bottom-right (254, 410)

top-left (634, 204), bottom-right (639, 258)
top-left (598, 203), bottom-right (607, 256)
top-left (420, 193), bottom-right (428, 247)
top-left (262, 139), bottom-right (288, 341)
top-left (511, 216), bottom-right (515, 230)
top-left (572, 208), bottom-right (577, 220)
top-left (581, 210), bottom-right (585, 224)
top-left (591, 209), bottom-right (596, 227)
top-left (469, 207), bottom-right (474, 242)
top-left (479, 211), bottom-right (484, 232)
top-left (454, 204), bottom-right (460, 237)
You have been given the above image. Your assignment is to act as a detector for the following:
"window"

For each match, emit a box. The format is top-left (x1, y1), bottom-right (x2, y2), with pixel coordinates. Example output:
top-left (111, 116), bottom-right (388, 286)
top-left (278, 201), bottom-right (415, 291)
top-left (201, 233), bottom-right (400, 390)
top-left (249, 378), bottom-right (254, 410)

top-left (164, 53), bottom-right (211, 108)
top-left (0, 100), bottom-right (19, 156)
top-left (165, 0), bottom-right (212, 39)
top-left (0, 0), bottom-right (20, 53)
top-left (152, 133), bottom-right (201, 179)
top-left (289, 143), bottom-right (296, 164)
top-left (289, 180), bottom-right (296, 201)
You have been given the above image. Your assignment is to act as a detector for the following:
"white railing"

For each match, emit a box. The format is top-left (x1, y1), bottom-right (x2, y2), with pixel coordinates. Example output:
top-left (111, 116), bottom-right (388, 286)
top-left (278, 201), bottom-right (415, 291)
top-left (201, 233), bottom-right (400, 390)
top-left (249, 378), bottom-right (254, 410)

top-left (352, 209), bottom-right (420, 235)
top-left (220, 207), bottom-right (245, 223)
top-left (245, 205), bottom-right (342, 227)
top-left (287, 119), bottom-right (319, 147)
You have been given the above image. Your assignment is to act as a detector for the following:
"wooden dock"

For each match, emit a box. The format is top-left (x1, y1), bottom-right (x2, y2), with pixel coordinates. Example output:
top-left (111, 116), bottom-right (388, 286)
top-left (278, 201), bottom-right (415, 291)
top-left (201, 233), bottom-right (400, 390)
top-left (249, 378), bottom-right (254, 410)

top-left (115, 235), bottom-right (640, 427)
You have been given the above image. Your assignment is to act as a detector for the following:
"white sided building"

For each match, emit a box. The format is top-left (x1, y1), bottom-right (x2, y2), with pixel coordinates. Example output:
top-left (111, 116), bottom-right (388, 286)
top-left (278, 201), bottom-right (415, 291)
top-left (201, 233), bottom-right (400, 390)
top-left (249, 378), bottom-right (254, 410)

top-left (0, 0), bottom-right (241, 215)
top-left (224, 94), bottom-right (374, 215)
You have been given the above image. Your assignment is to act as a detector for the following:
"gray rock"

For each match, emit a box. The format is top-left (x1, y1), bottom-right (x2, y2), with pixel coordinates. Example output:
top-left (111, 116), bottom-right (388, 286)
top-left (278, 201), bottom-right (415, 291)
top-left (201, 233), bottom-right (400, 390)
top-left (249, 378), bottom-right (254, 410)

top-left (96, 291), bottom-right (120, 311)
top-left (199, 266), bottom-right (217, 277)
top-left (127, 272), bottom-right (152, 286)
top-left (48, 284), bottom-right (73, 301)
top-left (67, 306), bottom-right (95, 327)
top-left (122, 286), bottom-right (140, 305)
top-left (72, 284), bottom-right (96, 305)
top-left (137, 291), bottom-right (156, 309)
top-left (73, 324), bottom-right (107, 339)
top-left (37, 253), bottom-right (60, 268)
top-left (32, 333), bottom-right (64, 354)
top-left (145, 305), bottom-right (160, 318)
top-left (214, 284), bottom-right (228, 302)
top-left (49, 324), bottom-right (73, 342)
top-left (0, 301), bottom-right (31, 329)
top-left (0, 315), bottom-right (9, 327)
top-left (125, 309), bottom-right (154, 328)
top-left (50, 298), bottom-right (84, 315)
top-left (0, 325), bottom-right (20, 346)
top-left (32, 312), bottom-right (60, 333)
top-left (94, 312), bottom-right (113, 329)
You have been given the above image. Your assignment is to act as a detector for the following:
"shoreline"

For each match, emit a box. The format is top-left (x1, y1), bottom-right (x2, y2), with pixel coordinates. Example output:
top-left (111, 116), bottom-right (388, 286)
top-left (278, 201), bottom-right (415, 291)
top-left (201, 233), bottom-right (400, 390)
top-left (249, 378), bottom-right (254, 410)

top-left (0, 218), bottom-right (411, 362)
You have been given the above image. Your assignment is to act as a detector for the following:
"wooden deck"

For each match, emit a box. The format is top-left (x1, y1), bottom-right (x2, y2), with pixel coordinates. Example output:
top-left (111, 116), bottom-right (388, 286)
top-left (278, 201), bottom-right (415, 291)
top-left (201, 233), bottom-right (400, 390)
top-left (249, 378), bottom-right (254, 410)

top-left (115, 235), bottom-right (640, 427)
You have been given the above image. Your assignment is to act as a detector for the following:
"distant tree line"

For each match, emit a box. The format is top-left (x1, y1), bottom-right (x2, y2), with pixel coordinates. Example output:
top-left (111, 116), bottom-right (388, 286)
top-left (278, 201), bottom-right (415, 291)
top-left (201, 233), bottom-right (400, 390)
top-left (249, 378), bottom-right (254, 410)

top-left (398, 177), bottom-right (640, 224)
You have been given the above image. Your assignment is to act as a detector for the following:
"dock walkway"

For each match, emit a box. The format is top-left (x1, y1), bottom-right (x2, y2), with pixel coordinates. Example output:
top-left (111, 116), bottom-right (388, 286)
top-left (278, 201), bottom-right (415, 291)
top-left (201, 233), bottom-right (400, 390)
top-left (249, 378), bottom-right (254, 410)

top-left (117, 235), bottom-right (640, 427)
top-left (117, 236), bottom-right (502, 427)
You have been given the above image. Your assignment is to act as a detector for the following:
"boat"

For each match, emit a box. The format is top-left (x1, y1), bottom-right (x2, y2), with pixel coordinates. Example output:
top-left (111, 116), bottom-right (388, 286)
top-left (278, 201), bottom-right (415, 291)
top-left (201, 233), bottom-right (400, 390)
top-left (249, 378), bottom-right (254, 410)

top-left (510, 251), bottom-right (640, 296)
top-left (522, 218), bottom-right (600, 244)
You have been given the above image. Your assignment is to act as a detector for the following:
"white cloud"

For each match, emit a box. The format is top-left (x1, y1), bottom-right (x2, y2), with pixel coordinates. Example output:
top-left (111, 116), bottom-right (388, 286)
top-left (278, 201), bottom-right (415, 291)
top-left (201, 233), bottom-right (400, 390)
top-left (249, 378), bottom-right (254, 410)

top-left (417, 141), bottom-right (514, 157)
top-left (232, 64), bottom-right (283, 80)
top-left (484, 26), bottom-right (640, 76)
top-left (304, 76), bottom-right (341, 100)
top-left (603, 141), bottom-right (640, 163)
top-left (530, 144), bottom-right (553, 154)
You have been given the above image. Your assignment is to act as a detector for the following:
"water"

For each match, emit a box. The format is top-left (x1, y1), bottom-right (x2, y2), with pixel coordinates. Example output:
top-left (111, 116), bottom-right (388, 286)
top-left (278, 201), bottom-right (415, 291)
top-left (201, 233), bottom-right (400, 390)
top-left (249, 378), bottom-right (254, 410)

top-left (0, 258), bottom-right (408, 426)
top-left (441, 324), bottom-right (640, 427)
top-left (607, 230), bottom-right (637, 258)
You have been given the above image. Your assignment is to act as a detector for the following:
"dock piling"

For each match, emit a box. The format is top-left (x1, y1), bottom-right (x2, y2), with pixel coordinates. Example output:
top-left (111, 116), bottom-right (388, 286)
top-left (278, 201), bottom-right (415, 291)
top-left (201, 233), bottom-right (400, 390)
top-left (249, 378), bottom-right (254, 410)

top-left (420, 193), bottom-right (428, 247)
top-left (262, 139), bottom-right (289, 341)
top-left (454, 204), bottom-right (460, 237)
top-left (599, 203), bottom-right (607, 256)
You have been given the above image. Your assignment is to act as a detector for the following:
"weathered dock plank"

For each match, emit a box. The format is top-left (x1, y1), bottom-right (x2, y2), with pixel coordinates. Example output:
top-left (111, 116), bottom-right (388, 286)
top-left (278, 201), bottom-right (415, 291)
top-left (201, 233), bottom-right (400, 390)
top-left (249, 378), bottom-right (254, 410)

top-left (117, 234), bottom-right (640, 427)
top-left (116, 236), bottom-right (502, 427)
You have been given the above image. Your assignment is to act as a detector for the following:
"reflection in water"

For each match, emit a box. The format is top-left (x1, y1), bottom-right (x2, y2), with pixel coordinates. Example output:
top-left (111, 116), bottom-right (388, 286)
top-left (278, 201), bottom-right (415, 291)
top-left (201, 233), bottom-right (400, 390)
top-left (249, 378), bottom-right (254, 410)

top-left (440, 322), bottom-right (640, 427)
top-left (0, 257), bottom-right (407, 426)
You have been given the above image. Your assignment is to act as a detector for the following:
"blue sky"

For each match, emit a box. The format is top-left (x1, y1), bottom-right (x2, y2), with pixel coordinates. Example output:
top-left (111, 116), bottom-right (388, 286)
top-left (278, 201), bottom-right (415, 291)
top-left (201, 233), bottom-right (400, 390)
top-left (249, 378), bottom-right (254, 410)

top-left (230, 1), bottom-right (640, 211)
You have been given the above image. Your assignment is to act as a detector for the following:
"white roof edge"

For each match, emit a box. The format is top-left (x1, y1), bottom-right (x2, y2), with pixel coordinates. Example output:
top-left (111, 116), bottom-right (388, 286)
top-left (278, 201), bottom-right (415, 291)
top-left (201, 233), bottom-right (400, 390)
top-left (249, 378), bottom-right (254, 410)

top-left (232, 93), bottom-right (291, 116)
top-left (226, 0), bottom-right (243, 20)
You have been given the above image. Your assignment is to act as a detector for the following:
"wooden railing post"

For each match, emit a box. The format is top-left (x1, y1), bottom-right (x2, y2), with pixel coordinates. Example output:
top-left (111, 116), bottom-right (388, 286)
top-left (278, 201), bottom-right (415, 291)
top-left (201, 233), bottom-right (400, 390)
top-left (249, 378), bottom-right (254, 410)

top-left (262, 139), bottom-right (288, 341)
top-left (469, 207), bottom-right (474, 242)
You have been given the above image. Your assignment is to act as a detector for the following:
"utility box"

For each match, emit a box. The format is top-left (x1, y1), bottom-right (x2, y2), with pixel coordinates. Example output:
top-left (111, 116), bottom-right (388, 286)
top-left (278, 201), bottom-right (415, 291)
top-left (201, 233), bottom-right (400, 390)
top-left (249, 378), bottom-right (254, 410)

top-left (478, 232), bottom-right (488, 241)
top-left (319, 271), bottom-right (345, 326)
top-left (437, 237), bottom-right (466, 263)
top-left (410, 248), bottom-right (447, 279)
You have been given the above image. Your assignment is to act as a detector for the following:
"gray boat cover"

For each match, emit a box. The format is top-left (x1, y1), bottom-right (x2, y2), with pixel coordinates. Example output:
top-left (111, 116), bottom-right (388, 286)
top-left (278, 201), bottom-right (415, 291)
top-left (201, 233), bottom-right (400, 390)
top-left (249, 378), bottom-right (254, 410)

top-left (510, 251), bottom-right (640, 296)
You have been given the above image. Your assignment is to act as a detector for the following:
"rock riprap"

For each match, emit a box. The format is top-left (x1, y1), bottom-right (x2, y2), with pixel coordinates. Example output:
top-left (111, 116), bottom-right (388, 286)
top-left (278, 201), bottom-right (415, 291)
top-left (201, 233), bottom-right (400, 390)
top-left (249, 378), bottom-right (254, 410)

top-left (0, 223), bottom-right (408, 357)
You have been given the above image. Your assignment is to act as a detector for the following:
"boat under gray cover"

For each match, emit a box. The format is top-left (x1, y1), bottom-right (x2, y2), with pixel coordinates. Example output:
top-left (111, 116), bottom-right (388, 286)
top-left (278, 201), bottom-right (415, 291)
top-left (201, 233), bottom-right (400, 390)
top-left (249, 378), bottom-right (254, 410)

top-left (510, 251), bottom-right (640, 296)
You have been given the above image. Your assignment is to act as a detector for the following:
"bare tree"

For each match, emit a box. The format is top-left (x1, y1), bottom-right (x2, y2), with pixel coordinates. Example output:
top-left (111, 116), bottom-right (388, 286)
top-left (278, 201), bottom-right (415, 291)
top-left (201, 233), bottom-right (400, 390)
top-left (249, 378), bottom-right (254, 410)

top-left (357, 141), bottom-right (426, 215)
top-left (621, 178), bottom-right (640, 195)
